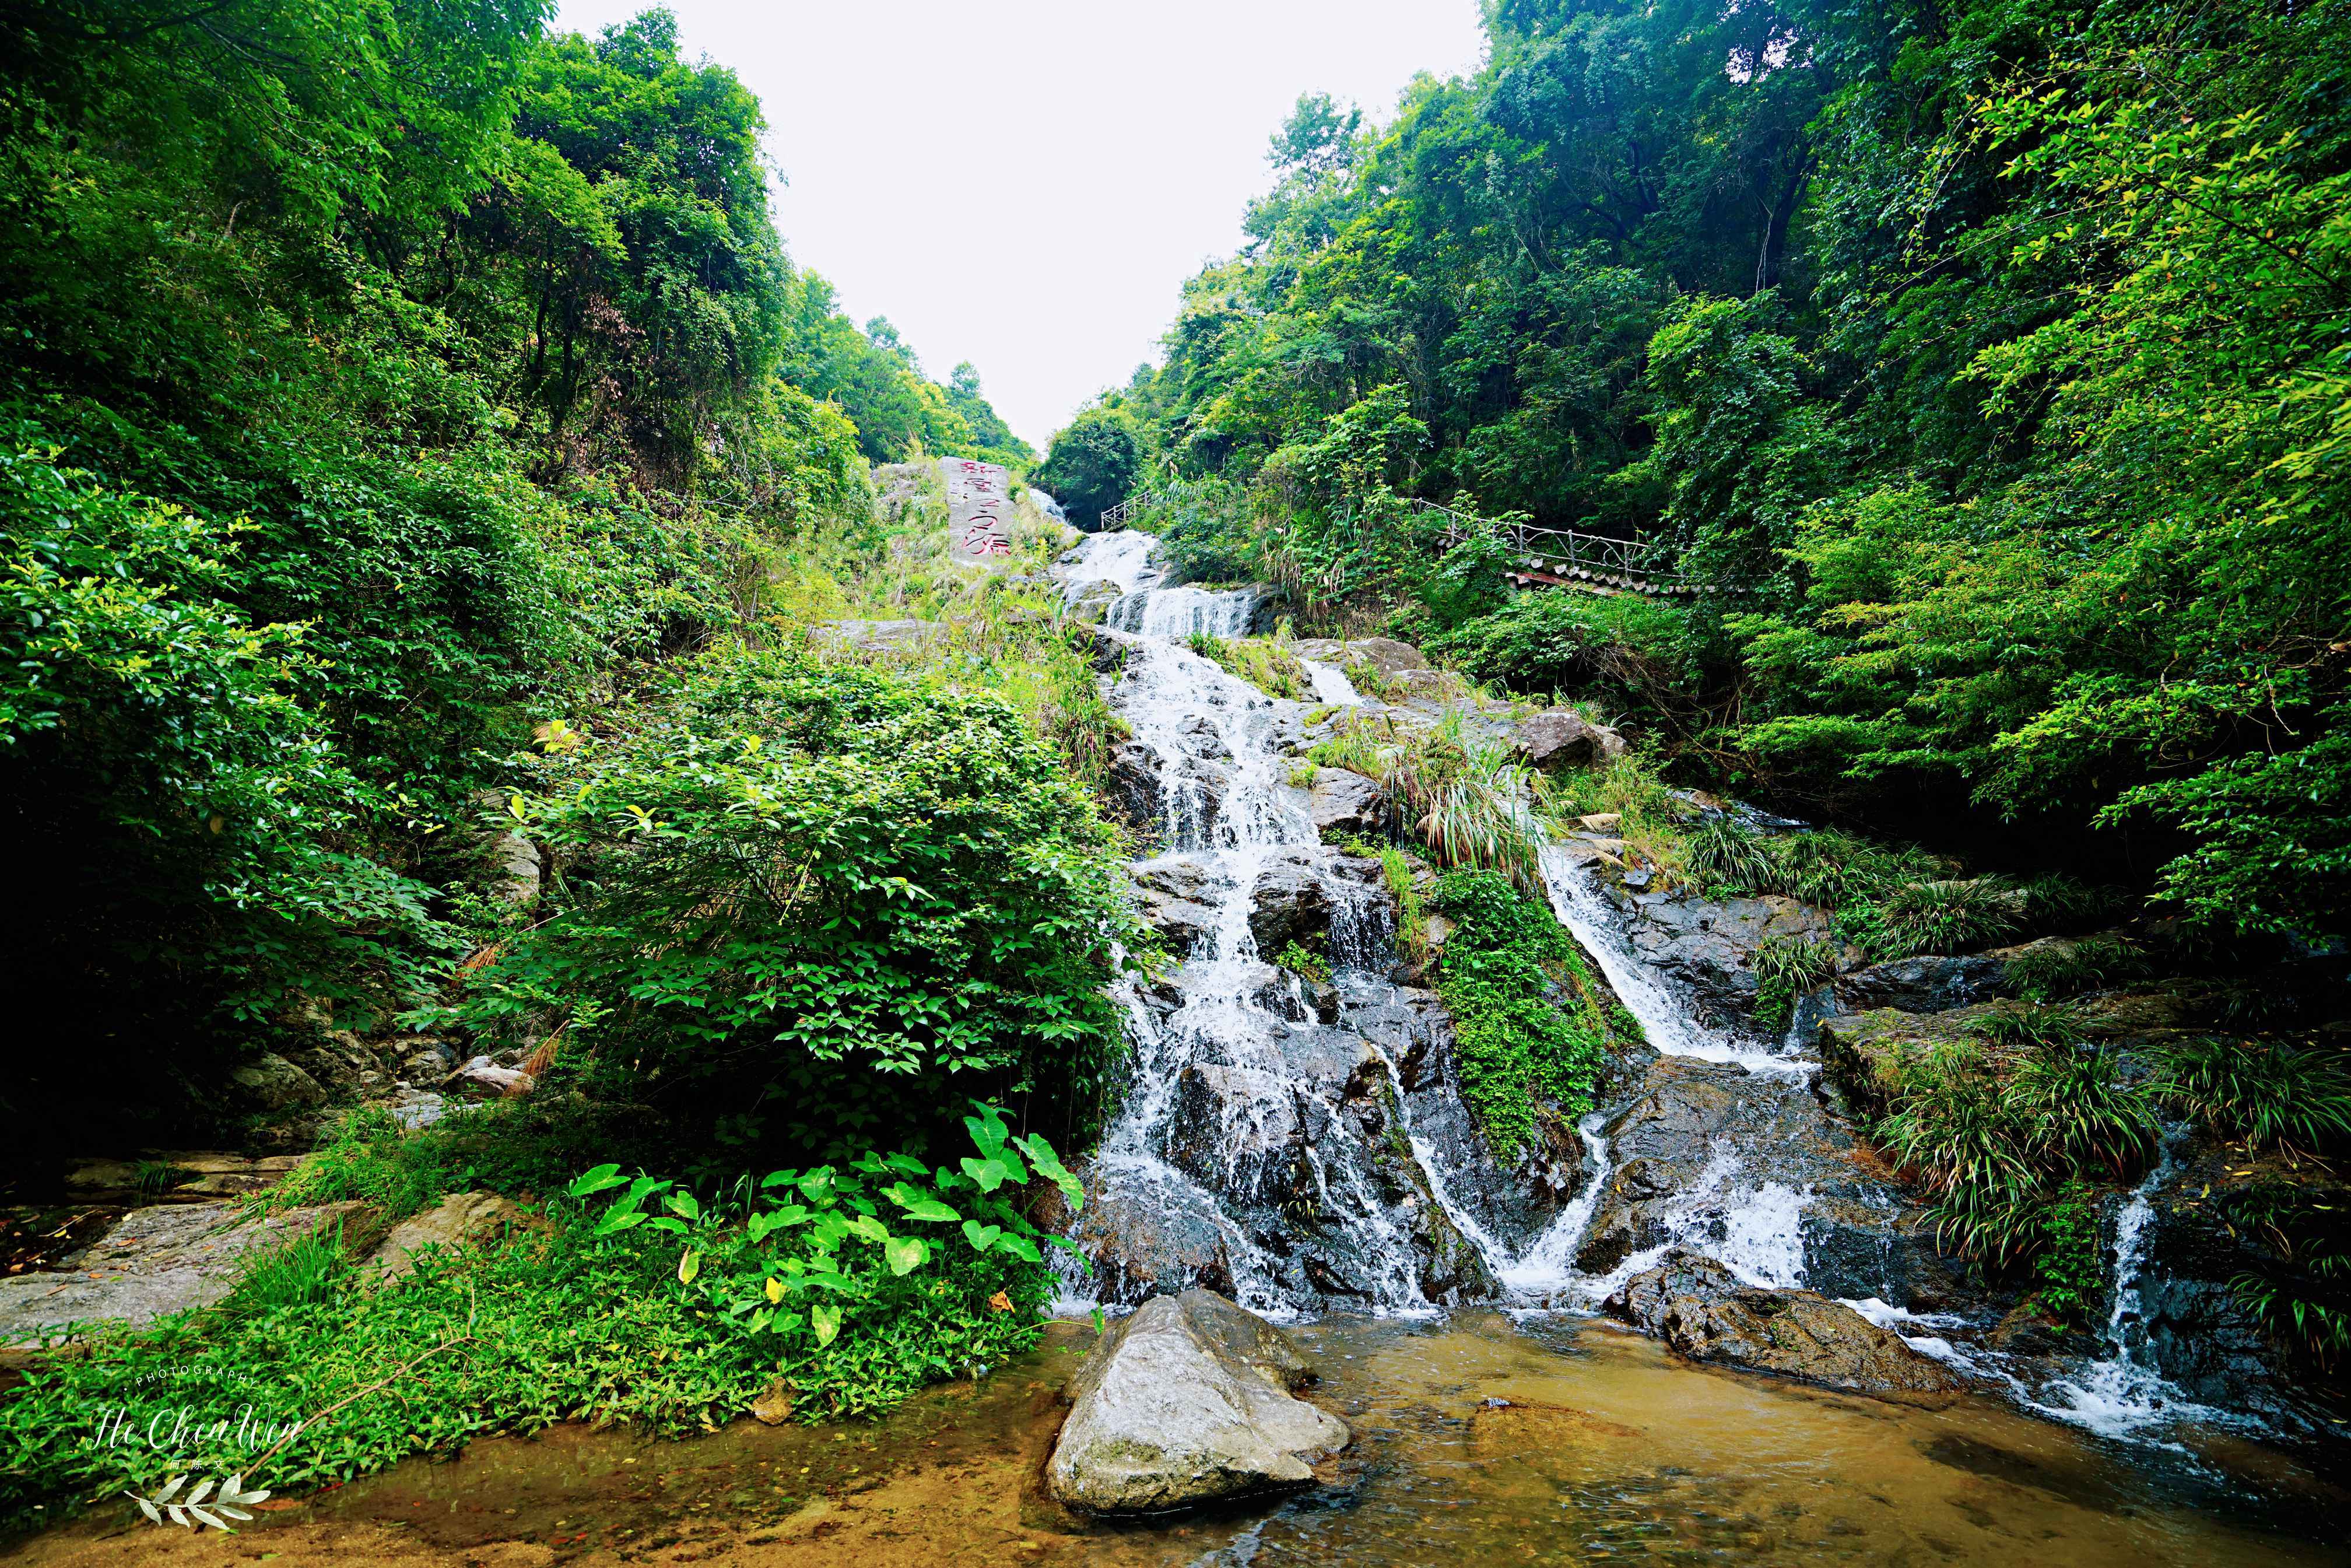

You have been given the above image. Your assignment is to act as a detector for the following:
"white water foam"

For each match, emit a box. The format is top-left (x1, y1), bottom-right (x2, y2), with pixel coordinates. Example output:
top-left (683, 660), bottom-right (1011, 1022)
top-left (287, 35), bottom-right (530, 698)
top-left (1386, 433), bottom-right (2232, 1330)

top-left (1298, 658), bottom-right (1363, 707)
top-left (1538, 846), bottom-right (1809, 1075)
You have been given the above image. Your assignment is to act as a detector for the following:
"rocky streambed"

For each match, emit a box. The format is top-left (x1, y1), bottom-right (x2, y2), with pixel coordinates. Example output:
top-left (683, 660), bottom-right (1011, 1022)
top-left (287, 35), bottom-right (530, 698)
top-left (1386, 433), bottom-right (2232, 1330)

top-left (1048, 526), bottom-right (2341, 1464)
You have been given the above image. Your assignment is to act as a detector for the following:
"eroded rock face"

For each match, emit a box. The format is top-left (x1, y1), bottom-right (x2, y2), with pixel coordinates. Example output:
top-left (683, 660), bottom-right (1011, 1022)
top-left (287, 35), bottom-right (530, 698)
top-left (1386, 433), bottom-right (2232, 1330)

top-left (228, 1052), bottom-right (327, 1112)
top-left (1575, 1058), bottom-right (1967, 1309)
top-left (0, 1200), bottom-right (376, 1347)
top-left (1514, 709), bottom-right (1629, 771)
top-left (1834, 955), bottom-right (2010, 1013)
top-left (1307, 767), bottom-right (1385, 839)
top-left (363, 1191), bottom-right (541, 1282)
top-left (1288, 637), bottom-right (1427, 676)
top-left (1611, 1252), bottom-right (1970, 1407)
top-left (1606, 885), bottom-right (1841, 1028)
top-left (1046, 1290), bottom-right (1349, 1514)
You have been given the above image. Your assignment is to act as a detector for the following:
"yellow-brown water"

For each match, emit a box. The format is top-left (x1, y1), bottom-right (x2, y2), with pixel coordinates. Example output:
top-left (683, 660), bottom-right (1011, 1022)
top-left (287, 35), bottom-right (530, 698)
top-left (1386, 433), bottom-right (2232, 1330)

top-left (10, 1313), bottom-right (2343, 1567)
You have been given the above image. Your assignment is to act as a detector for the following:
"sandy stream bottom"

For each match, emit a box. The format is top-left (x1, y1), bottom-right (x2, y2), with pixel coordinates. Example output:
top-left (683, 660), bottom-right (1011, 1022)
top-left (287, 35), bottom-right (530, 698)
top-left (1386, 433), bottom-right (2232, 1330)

top-left (8, 1313), bottom-right (2345, 1568)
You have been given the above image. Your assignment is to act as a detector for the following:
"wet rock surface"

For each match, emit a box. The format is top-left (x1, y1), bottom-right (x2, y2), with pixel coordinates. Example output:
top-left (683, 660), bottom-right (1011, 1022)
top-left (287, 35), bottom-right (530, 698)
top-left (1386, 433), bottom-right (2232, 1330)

top-left (1046, 1289), bottom-right (1349, 1514)
top-left (1612, 1252), bottom-right (1971, 1406)
top-left (1306, 766), bottom-right (1384, 838)
top-left (1833, 954), bottom-right (2011, 1013)
top-left (1573, 1057), bottom-right (1966, 1309)
top-left (1601, 881), bottom-right (1841, 1029)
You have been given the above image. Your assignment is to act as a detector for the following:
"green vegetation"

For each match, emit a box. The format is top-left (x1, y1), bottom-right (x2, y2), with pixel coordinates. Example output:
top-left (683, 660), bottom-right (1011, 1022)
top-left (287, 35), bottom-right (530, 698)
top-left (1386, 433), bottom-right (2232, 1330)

top-left (1430, 870), bottom-right (1622, 1157)
top-left (0, 2), bottom-right (1043, 1159)
top-left (2155, 1038), bottom-right (2351, 1162)
top-left (1187, 632), bottom-right (1313, 699)
top-left (0, 1107), bottom-right (1067, 1525)
top-left (1751, 935), bottom-right (1838, 1036)
top-left (1875, 1038), bottom-right (2156, 1298)
top-left (1071, 0), bottom-right (2350, 952)
top-left (2226, 1185), bottom-right (2351, 1374)
top-left (1272, 940), bottom-right (1332, 987)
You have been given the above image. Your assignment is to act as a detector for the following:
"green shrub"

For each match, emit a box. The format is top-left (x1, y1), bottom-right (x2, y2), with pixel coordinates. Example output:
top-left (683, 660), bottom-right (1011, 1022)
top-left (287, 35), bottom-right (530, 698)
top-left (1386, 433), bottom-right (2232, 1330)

top-left (1685, 819), bottom-right (1775, 892)
top-left (437, 649), bottom-right (1139, 1156)
top-left (264, 1107), bottom-right (452, 1222)
top-left (1272, 940), bottom-right (1332, 986)
top-left (2033, 1182), bottom-right (2109, 1324)
top-left (1430, 871), bottom-right (1619, 1156)
top-left (2155, 1037), bottom-right (2351, 1158)
top-left (1752, 934), bottom-right (1839, 1034)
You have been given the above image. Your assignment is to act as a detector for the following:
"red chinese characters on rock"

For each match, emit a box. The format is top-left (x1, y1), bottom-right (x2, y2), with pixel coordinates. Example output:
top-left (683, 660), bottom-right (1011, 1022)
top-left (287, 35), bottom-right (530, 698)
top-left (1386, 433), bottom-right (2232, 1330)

top-left (943, 458), bottom-right (1015, 564)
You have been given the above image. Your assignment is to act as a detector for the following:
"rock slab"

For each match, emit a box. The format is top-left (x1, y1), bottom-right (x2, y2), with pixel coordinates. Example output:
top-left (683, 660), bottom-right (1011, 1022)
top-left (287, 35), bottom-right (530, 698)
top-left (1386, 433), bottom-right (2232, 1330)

top-left (1047, 1289), bottom-right (1349, 1514)
top-left (0, 1200), bottom-right (372, 1348)
top-left (363, 1191), bottom-right (539, 1281)
top-left (1612, 1252), bottom-right (1969, 1407)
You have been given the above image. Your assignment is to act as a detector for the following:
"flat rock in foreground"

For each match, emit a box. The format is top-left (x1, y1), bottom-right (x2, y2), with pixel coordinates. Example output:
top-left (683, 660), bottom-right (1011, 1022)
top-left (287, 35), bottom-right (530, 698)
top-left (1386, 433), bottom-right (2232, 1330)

top-left (0, 1199), bottom-right (373, 1348)
top-left (1611, 1251), bottom-right (1970, 1408)
top-left (1047, 1289), bottom-right (1349, 1514)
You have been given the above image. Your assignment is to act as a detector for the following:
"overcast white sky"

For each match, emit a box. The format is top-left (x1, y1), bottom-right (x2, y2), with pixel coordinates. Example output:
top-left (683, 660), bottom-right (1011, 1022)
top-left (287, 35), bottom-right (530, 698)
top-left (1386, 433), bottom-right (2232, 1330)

top-left (549, 0), bottom-right (1489, 451)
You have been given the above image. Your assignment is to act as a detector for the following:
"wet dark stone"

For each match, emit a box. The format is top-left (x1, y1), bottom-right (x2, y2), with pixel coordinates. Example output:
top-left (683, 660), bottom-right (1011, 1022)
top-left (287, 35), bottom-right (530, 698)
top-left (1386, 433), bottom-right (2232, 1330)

top-left (1611, 1251), bottom-right (1971, 1407)
top-left (1833, 955), bottom-right (2011, 1013)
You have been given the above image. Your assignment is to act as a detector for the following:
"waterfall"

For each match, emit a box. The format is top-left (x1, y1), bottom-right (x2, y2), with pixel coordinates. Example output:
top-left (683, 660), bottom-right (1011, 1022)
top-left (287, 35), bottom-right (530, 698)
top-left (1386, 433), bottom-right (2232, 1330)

top-left (1538, 845), bottom-right (1806, 1076)
top-left (1106, 583), bottom-right (1261, 640)
top-left (1057, 530), bottom-right (1487, 1314)
top-left (1297, 658), bottom-right (1363, 707)
top-left (2033, 1131), bottom-right (2238, 1439)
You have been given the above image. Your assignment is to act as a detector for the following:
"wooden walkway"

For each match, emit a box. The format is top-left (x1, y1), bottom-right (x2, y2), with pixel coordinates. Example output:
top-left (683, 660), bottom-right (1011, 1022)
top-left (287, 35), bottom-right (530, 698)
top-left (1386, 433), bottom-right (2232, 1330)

top-left (1096, 494), bottom-right (1725, 598)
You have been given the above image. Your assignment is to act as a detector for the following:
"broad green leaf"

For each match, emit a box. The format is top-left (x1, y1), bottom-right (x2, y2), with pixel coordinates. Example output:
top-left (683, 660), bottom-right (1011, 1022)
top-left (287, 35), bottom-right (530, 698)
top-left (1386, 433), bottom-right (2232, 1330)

top-left (593, 1208), bottom-right (647, 1237)
top-left (960, 1155), bottom-right (1008, 1193)
top-left (960, 1220), bottom-right (1003, 1253)
top-left (677, 1250), bottom-right (700, 1286)
top-left (665, 1190), bottom-right (700, 1221)
top-left (884, 1235), bottom-right (928, 1275)
top-left (567, 1163), bottom-right (626, 1198)
top-left (992, 1233), bottom-right (1042, 1263)
top-left (812, 1303), bottom-right (841, 1347)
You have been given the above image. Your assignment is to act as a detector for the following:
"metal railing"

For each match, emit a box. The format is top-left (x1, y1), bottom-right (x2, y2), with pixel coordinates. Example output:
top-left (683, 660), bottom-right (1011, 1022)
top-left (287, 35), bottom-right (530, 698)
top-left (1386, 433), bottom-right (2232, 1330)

top-left (1406, 500), bottom-right (1711, 595)
top-left (1097, 490), bottom-right (1724, 596)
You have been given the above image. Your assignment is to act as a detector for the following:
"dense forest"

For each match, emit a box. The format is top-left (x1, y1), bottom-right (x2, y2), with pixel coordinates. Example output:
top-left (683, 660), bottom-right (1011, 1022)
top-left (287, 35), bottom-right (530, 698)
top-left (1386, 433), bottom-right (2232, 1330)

top-left (0, 0), bottom-right (1057, 1156)
top-left (1055, 0), bottom-right (2348, 950)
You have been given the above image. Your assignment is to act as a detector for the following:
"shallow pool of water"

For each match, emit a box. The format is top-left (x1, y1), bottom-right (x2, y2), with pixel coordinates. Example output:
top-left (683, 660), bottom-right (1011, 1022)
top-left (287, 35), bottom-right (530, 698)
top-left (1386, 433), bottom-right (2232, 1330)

top-left (16, 1313), bottom-right (2345, 1567)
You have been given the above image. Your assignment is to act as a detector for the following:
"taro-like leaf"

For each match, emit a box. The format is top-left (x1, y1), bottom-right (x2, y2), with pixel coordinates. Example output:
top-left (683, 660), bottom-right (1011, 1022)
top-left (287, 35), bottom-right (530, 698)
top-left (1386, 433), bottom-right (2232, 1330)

top-left (993, 1233), bottom-right (1042, 1264)
top-left (812, 1302), bottom-right (841, 1348)
top-left (960, 1156), bottom-right (1008, 1193)
top-left (884, 1235), bottom-right (927, 1275)
top-left (678, 1250), bottom-right (700, 1286)
top-left (568, 1163), bottom-right (626, 1198)
top-left (960, 1220), bottom-right (1003, 1253)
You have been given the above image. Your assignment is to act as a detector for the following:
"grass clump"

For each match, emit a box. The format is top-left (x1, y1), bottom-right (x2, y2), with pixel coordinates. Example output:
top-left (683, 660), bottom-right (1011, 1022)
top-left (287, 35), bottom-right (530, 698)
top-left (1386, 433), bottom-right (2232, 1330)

top-left (2154, 1036), bottom-right (2351, 1160)
top-left (1752, 934), bottom-right (1839, 1034)
top-left (1380, 715), bottom-right (1550, 893)
top-left (2224, 1184), bottom-right (2351, 1377)
top-left (1685, 819), bottom-right (1775, 892)
top-left (1185, 632), bottom-right (1312, 699)
top-left (1875, 1039), bottom-right (2155, 1302)
top-left (2008, 932), bottom-right (2150, 1003)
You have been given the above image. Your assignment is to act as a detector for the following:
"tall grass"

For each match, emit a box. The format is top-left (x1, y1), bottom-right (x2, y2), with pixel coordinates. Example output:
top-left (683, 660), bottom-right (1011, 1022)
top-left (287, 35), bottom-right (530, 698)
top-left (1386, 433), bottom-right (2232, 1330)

top-left (1378, 715), bottom-right (1550, 893)
top-left (2155, 1037), bottom-right (2351, 1159)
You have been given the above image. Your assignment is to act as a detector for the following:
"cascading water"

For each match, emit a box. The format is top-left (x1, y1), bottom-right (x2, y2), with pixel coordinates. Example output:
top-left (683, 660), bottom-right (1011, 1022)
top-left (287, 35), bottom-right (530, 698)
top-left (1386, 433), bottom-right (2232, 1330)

top-left (1051, 530), bottom-right (2259, 1450)
top-left (2033, 1131), bottom-right (2240, 1439)
top-left (1059, 530), bottom-right (1500, 1314)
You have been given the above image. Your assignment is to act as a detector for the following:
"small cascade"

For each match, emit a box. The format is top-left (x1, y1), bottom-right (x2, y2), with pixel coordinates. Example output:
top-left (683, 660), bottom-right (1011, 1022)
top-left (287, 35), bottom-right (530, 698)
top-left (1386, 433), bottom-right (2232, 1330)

top-left (2036, 1132), bottom-right (2238, 1439)
top-left (1538, 846), bottom-right (1804, 1075)
top-left (1061, 527), bottom-right (1164, 611)
top-left (1297, 658), bottom-right (1363, 707)
top-left (1106, 583), bottom-right (1262, 639)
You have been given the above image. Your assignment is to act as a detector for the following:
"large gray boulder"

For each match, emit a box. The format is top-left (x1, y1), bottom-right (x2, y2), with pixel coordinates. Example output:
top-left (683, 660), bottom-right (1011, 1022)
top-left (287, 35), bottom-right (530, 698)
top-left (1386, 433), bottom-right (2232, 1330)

top-left (1612, 1252), bottom-right (1970, 1407)
top-left (1306, 767), bottom-right (1384, 838)
top-left (1289, 637), bottom-right (1427, 676)
top-left (1047, 1290), bottom-right (1349, 1514)
top-left (1514, 708), bottom-right (1629, 771)
top-left (227, 1052), bottom-right (327, 1111)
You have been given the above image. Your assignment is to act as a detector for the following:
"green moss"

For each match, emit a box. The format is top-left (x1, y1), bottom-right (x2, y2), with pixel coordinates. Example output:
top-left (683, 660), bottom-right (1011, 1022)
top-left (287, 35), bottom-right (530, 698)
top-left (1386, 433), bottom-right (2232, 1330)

top-left (1430, 870), bottom-right (1627, 1157)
